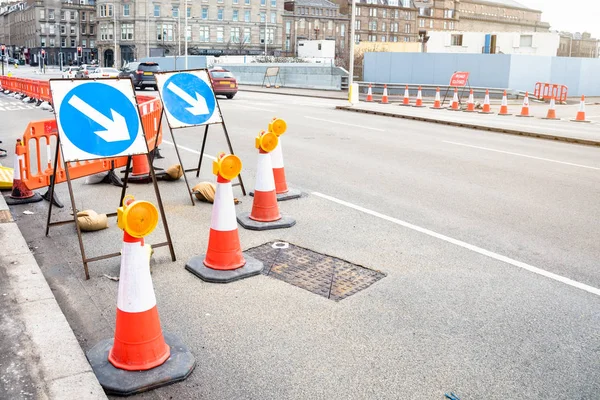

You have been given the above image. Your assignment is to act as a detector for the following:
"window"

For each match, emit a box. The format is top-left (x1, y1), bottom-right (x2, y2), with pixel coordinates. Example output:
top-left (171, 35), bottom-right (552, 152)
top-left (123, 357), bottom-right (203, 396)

top-left (448, 21), bottom-right (454, 29)
top-left (382, 9), bottom-right (386, 18)
top-left (60, 10), bottom-right (65, 20)
top-left (451, 34), bottom-right (463, 46)
top-left (244, 10), bottom-right (250, 22)
top-left (202, 7), bottom-right (208, 19)
top-left (419, 19), bottom-right (425, 28)
top-left (50, 38), bottom-right (55, 47)
top-left (444, 9), bottom-right (454, 19)
top-left (89, 25), bottom-right (95, 34)
top-left (199, 26), bottom-right (210, 42)
top-left (520, 34), bottom-right (533, 47)
top-left (172, 6), bottom-right (179, 17)
top-left (271, 0), bottom-right (276, 6)
top-left (369, 8), bottom-right (375, 17)
top-left (154, 5), bottom-right (160, 17)
top-left (60, 25), bottom-right (66, 34)
top-left (368, 34), bottom-right (376, 41)
top-left (81, 11), bottom-right (86, 21)
top-left (217, 26), bottom-right (224, 42)
top-left (430, 19), bottom-right (433, 28)
top-left (381, 22), bottom-right (386, 32)
top-left (49, 25), bottom-right (55, 34)
top-left (70, 11), bottom-right (75, 20)
top-left (90, 39), bottom-right (95, 48)
top-left (70, 38), bottom-right (75, 47)
top-left (233, 0), bottom-right (238, 4)
top-left (48, 9), bottom-right (55, 19)
top-left (186, 25), bottom-right (191, 40)
top-left (82, 39), bottom-right (86, 47)
top-left (260, 11), bottom-right (265, 22)
top-left (328, 20), bottom-right (332, 30)
top-left (285, 21), bottom-right (291, 34)
top-left (354, 33), bottom-right (360, 43)
top-left (369, 20), bottom-right (376, 30)
top-left (401, 0), bottom-right (410, 6)
top-left (390, 22), bottom-right (398, 32)
top-left (156, 24), bottom-right (174, 41)
top-left (355, 20), bottom-right (360, 30)
top-left (271, 11), bottom-right (276, 23)
top-left (122, 23), bottom-right (134, 40)
top-left (260, 0), bottom-right (266, 5)
top-left (40, 9), bottom-right (45, 19)
top-left (341, 24), bottom-right (345, 36)
top-left (394, 10), bottom-right (398, 18)
top-left (381, 36), bottom-right (386, 42)
top-left (41, 37), bottom-right (46, 47)
top-left (233, 9), bottom-right (239, 21)
top-left (404, 23), bottom-right (410, 33)
top-left (285, 38), bottom-right (290, 51)
top-left (217, 7), bottom-right (223, 20)
top-left (245, 0), bottom-right (250, 5)
top-left (108, 4), bottom-right (113, 16)
top-left (230, 27), bottom-right (240, 42)
top-left (244, 27), bottom-right (251, 43)
top-left (61, 37), bottom-right (66, 47)
top-left (70, 25), bottom-right (75, 34)
top-left (123, 4), bottom-right (130, 16)
top-left (187, 6), bottom-right (191, 17)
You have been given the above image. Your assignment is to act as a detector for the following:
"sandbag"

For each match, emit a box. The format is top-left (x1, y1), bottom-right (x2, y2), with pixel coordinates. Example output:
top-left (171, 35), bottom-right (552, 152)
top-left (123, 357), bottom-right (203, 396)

top-left (192, 182), bottom-right (216, 202)
top-left (165, 164), bottom-right (184, 180)
top-left (76, 209), bottom-right (108, 231)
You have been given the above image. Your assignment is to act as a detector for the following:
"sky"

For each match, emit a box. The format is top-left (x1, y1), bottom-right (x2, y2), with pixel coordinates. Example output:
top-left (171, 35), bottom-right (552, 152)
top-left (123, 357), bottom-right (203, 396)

top-left (517, 0), bottom-right (600, 38)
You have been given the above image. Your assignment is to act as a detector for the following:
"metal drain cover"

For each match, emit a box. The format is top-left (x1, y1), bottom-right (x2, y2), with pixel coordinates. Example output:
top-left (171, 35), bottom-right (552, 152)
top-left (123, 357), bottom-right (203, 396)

top-left (246, 241), bottom-right (385, 301)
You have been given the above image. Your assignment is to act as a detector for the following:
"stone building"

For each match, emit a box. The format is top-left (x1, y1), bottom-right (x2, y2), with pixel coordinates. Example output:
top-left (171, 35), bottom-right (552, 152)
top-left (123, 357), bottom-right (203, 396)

top-left (557, 32), bottom-right (599, 58)
top-left (456, 0), bottom-right (550, 32)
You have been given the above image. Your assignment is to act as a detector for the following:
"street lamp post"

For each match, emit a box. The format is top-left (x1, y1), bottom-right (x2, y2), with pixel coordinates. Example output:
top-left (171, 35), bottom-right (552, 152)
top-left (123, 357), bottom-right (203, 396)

top-left (349, 0), bottom-right (356, 88)
top-left (184, 0), bottom-right (188, 69)
top-left (113, 3), bottom-right (118, 68)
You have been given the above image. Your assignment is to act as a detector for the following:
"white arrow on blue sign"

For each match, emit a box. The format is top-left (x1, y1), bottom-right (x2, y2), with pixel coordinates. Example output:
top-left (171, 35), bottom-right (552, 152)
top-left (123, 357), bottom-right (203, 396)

top-left (156, 70), bottom-right (223, 129)
top-left (50, 79), bottom-right (147, 162)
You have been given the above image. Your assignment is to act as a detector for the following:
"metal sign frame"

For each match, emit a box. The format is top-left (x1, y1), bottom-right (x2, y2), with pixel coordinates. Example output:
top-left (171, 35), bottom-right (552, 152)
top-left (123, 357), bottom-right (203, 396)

top-left (45, 77), bottom-right (176, 280)
top-left (261, 67), bottom-right (281, 88)
top-left (441, 72), bottom-right (472, 107)
top-left (155, 68), bottom-right (246, 205)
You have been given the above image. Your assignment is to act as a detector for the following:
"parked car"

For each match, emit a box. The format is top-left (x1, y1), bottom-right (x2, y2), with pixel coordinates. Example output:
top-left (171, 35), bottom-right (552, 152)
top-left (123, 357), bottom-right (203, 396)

top-left (119, 62), bottom-right (160, 90)
top-left (75, 65), bottom-right (96, 78)
top-left (62, 66), bottom-right (81, 78)
top-left (208, 68), bottom-right (238, 99)
top-left (88, 68), bottom-right (120, 79)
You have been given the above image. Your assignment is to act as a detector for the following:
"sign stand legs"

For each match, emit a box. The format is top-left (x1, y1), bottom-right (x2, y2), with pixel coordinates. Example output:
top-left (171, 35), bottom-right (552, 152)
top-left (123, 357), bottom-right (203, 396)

top-left (166, 124), bottom-right (196, 206)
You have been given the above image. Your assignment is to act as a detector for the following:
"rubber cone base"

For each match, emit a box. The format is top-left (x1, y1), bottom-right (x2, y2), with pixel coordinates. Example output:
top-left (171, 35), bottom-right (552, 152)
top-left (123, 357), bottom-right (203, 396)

top-left (185, 253), bottom-right (264, 283)
top-left (41, 189), bottom-right (64, 208)
top-left (571, 119), bottom-right (591, 123)
top-left (480, 111), bottom-right (494, 114)
top-left (237, 212), bottom-right (296, 231)
top-left (6, 192), bottom-right (43, 206)
top-left (516, 114), bottom-right (533, 118)
top-left (249, 187), bottom-right (303, 201)
top-left (125, 171), bottom-right (169, 184)
top-left (87, 332), bottom-right (195, 396)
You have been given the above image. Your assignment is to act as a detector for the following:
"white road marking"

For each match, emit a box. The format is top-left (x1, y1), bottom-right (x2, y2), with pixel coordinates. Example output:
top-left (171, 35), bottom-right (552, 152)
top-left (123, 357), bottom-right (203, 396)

top-left (305, 116), bottom-right (385, 132)
top-left (162, 139), bottom-right (216, 160)
top-left (312, 191), bottom-right (600, 297)
top-left (443, 141), bottom-right (600, 171)
top-left (234, 104), bottom-right (276, 112)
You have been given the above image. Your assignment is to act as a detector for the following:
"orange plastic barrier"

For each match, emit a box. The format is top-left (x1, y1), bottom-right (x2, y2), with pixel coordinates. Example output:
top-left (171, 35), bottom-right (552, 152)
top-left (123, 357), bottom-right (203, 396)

top-left (1, 77), bottom-right (53, 103)
top-left (18, 96), bottom-right (164, 190)
top-left (534, 82), bottom-right (568, 104)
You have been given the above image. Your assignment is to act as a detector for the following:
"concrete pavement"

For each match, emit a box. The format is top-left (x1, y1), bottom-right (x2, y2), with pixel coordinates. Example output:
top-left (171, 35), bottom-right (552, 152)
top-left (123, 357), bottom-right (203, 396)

top-left (2, 89), bottom-right (599, 399)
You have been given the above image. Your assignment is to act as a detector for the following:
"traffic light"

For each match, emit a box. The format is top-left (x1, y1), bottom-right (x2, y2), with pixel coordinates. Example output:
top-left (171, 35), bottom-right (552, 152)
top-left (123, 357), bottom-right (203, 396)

top-left (41, 49), bottom-right (45, 57)
top-left (77, 46), bottom-right (82, 58)
top-left (1, 44), bottom-right (5, 56)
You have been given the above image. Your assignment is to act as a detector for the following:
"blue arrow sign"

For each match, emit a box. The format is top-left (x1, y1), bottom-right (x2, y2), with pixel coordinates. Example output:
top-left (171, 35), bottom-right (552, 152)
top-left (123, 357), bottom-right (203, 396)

top-left (58, 82), bottom-right (140, 157)
top-left (162, 73), bottom-right (216, 126)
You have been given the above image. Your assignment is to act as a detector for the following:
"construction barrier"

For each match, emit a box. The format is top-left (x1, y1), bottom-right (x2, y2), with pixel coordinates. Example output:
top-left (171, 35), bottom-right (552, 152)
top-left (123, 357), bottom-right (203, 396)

top-left (0, 76), bottom-right (55, 104)
top-left (534, 82), bottom-right (568, 104)
top-left (16, 95), bottom-right (163, 190)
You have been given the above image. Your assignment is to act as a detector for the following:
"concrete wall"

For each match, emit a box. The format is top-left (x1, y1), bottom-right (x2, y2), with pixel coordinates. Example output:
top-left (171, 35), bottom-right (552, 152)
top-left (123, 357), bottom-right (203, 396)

top-left (364, 52), bottom-right (600, 96)
top-left (139, 56), bottom-right (208, 71)
top-left (214, 63), bottom-right (344, 90)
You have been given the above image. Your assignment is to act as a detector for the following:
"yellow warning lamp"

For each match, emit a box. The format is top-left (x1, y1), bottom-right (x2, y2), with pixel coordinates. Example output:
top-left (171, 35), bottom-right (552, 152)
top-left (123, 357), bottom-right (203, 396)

top-left (117, 195), bottom-right (159, 238)
top-left (212, 152), bottom-right (242, 180)
top-left (254, 130), bottom-right (278, 153)
top-left (268, 118), bottom-right (287, 137)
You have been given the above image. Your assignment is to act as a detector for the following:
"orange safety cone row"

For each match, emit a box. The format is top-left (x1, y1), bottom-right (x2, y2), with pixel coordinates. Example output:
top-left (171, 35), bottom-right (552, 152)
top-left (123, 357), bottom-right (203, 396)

top-left (449, 88), bottom-right (460, 111)
top-left (366, 84), bottom-right (373, 102)
top-left (480, 89), bottom-right (493, 114)
top-left (401, 85), bottom-right (410, 106)
top-left (87, 196), bottom-right (195, 395)
top-left (464, 89), bottom-right (475, 112)
top-left (516, 91), bottom-right (533, 117)
top-left (268, 117), bottom-right (301, 200)
top-left (413, 86), bottom-right (425, 107)
top-left (381, 84), bottom-right (389, 104)
top-left (6, 139), bottom-right (43, 205)
top-left (186, 153), bottom-right (264, 283)
top-left (237, 131), bottom-right (296, 231)
top-left (498, 90), bottom-right (511, 116)
top-left (543, 95), bottom-right (559, 120)
top-left (431, 87), bottom-right (442, 109)
top-left (571, 95), bottom-right (590, 122)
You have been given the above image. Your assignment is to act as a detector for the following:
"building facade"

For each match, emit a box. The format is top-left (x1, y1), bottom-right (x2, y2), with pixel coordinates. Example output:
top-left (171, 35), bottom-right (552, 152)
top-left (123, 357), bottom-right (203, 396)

top-left (457, 0), bottom-right (550, 33)
top-left (557, 32), bottom-right (599, 58)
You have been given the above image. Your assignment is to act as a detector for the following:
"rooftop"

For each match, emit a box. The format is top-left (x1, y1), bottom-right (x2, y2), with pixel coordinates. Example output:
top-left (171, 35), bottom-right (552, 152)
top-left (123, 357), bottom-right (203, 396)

top-left (292, 0), bottom-right (338, 8)
top-left (466, 0), bottom-right (538, 11)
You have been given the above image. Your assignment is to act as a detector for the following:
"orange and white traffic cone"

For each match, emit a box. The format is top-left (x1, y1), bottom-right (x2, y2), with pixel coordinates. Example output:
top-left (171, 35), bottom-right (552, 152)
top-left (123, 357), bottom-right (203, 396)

top-left (366, 84), bottom-right (373, 102)
top-left (237, 131), bottom-right (296, 230)
top-left (516, 92), bottom-right (532, 117)
top-left (464, 89), bottom-right (475, 112)
top-left (572, 95), bottom-right (590, 122)
top-left (381, 84), bottom-right (389, 104)
top-left (6, 139), bottom-right (43, 205)
top-left (498, 90), bottom-right (511, 116)
top-left (449, 88), bottom-right (460, 111)
top-left (400, 85), bottom-right (410, 106)
top-left (543, 95), bottom-right (559, 120)
top-left (480, 89), bottom-right (493, 114)
top-left (413, 86), bottom-right (425, 107)
top-left (126, 154), bottom-right (168, 184)
top-left (268, 117), bottom-right (301, 200)
top-left (431, 87), bottom-right (442, 109)
top-left (186, 153), bottom-right (264, 283)
top-left (87, 196), bottom-right (195, 395)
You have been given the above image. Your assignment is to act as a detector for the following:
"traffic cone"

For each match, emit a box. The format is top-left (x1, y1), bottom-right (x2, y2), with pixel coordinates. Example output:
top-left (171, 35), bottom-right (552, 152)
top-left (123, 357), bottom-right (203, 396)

top-left (268, 117), bottom-right (301, 200)
top-left (449, 88), bottom-right (460, 111)
top-left (87, 196), bottom-right (195, 396)
top-left (6, 139), bottom-right (43, 205)
top-left (572, 95), bottom-right (590, 122)
top-left (480, 89), bottom-right (493, 114)
top-left (237, 131), bottom-right (296, 231)
top-left (464, 89), bottom-right (475, 112)
top-left (498, 90), bottom-right (511, 116)
top-left (125, 154), bottom-right (167, 184)
top-left (366, 84), bottom-right (373, 102)
top-left (186, 153), bottom-right (264, 283)
top-left (413, 86), bottom-right (425, 107)
top-left (400, 85), bottom-right (410, 106)
top-left (431, 87), bottom-right (442, 109)
top-left (516, 92), bottom-right (532, 117)
top-left (381, 84), bottom-right (389, 104)
top-left (543, 95), bottom-right (559, 120)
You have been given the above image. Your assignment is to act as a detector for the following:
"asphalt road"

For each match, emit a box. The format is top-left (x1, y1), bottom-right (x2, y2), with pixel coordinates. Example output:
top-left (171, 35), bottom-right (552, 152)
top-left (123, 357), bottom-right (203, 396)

top-left (2, 90), bottom-right (600, 399)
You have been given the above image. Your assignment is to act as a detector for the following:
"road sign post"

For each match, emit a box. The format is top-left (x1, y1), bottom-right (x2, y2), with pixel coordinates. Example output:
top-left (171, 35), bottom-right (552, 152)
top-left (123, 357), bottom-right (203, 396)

top-left (46, 78), bottom-right (176, 279)
top-left (155, 69), bottom-right (246, 205)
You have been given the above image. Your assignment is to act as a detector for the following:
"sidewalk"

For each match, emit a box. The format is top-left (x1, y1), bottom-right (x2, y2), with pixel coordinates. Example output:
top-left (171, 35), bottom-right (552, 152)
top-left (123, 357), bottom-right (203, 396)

top-left (0, 194), bottom-right (107, 399)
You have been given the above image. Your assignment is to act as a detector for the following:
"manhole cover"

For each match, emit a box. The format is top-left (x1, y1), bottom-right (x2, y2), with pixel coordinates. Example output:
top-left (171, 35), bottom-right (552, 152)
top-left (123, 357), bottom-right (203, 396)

top-left (246, 241), bottom-right (385, 301)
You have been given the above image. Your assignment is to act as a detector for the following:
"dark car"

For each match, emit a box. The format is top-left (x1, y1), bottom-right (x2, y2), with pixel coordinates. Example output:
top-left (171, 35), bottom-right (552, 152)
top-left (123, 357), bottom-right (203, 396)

top-left (119, 62), bottom-right (160, 90)
top-left (75, 65), bottom-right (96, 78)
top-left (209, 68), bottom-right (238, 99)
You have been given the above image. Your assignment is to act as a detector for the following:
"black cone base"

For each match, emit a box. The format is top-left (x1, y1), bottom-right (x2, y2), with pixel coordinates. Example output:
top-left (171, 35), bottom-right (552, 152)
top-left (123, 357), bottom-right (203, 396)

top-left (185, 254), bottom-right (264, 283)
top-left (6, 192), bottom-right (43, 205)
top-left (101, 170), bottom-right (126, 188)
top-left (237, 212), bottom-right (296, 231)
top-left (42, 189), bottom-right (64, 208)
top-left (249, 188), bottom-right (303, 201)
top-left (86, 332), bottom-right (196, 396)
top-left (125, 171), bottom-right (169, 184)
